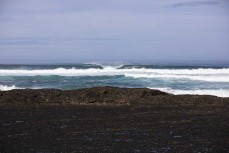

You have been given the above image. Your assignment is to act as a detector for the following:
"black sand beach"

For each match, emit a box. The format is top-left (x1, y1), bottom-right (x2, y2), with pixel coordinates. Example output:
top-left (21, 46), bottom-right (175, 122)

top-left (0, 87), bottom-right (228, 152)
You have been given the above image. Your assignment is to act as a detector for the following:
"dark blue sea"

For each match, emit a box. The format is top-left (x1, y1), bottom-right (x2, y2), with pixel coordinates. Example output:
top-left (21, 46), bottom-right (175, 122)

top-left (0, 63), bottom-right (229, 97)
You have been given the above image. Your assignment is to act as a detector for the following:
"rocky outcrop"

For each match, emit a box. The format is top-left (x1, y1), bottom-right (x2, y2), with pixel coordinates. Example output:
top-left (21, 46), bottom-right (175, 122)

top-left (0, 87), bottom-right (228, 152)
top-left (0, 87), bottom-right (169, 104)
top-left (0, 86), bottom-right (228, 105)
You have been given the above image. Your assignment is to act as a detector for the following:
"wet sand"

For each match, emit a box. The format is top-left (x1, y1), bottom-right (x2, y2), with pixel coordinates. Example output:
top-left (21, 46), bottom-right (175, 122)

top-left (0, 87), bottom-right (228, 152)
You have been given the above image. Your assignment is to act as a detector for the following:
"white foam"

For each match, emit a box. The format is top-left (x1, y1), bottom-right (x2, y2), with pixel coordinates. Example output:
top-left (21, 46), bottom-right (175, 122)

top-left (135, 68), bottom-right (229, 75)
top-left (85, 62), bottom-right (124, 69)
top-left (125, 73), bottom-right (229, 82)
top-left (0, 85), bottom-right (23, 91)
top-left (0, 67), bottom-right (229, 82)
top-left (100, 64), bottom-right (124, 69)
top-left (149, 87), bottom-right (229, 97)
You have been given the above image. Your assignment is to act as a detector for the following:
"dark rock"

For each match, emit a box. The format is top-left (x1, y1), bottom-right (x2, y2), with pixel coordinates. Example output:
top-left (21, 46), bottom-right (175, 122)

top-left (0, 86), bottom-right (228, 106)
top-left (0, 86), bottom-right (228, 152)
top-left (0, 86), bottom-right (170, 105)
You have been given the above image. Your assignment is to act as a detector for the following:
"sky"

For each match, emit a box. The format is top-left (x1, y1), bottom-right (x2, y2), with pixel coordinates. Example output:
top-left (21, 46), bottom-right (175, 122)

top-left (0, 0), bottom-right (229, 64)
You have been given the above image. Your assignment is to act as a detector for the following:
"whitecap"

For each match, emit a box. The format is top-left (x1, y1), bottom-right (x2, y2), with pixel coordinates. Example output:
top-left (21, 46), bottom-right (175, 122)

top-left (0, 85), bottom-right (23, 91)
top-left (0, 67), bottom-right (229, 82)
top-left (125, 73), bottom-right (229, 82)
top-left (148, 87), bottom-right (229, 97)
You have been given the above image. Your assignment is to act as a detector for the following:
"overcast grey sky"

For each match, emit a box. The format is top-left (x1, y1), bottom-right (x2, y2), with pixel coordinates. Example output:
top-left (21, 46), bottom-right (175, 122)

top-left (0, 0), bottom-right (228, 63)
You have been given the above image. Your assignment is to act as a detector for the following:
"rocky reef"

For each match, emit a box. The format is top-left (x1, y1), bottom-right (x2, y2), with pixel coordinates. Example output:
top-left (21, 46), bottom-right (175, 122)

top-left (0, 86), bottom-right (228, 105)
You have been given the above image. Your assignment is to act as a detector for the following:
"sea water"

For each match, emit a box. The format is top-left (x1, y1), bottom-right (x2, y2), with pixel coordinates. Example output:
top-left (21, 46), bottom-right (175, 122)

top-left (0, 63), bottom-right (229, 97)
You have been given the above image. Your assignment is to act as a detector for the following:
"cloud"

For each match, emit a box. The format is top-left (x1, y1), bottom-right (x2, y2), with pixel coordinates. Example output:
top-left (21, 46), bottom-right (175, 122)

top-left (0, 0), bottom-right (228, 62)
top-left (171, 0), bottom-right (220, 8)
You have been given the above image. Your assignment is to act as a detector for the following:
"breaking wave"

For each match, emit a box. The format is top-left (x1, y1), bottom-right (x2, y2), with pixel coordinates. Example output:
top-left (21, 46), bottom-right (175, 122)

top-left (149, 88), bottom-right (229, 97)
top-left (125, 73), bottom-right (229, 82)
top-left (0, 67), bottom-right (229, 82)
top-left (0, 85), bottom-right (23, 91)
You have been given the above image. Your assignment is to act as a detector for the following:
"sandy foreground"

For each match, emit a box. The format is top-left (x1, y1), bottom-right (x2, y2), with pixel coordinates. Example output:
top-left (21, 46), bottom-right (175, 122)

top-left (0, 87), bottom-right (228, 152)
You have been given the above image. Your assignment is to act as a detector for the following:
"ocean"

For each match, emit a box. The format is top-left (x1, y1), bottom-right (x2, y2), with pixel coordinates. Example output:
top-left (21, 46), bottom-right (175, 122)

top-left (0, 63), bottom-right (229, 97)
